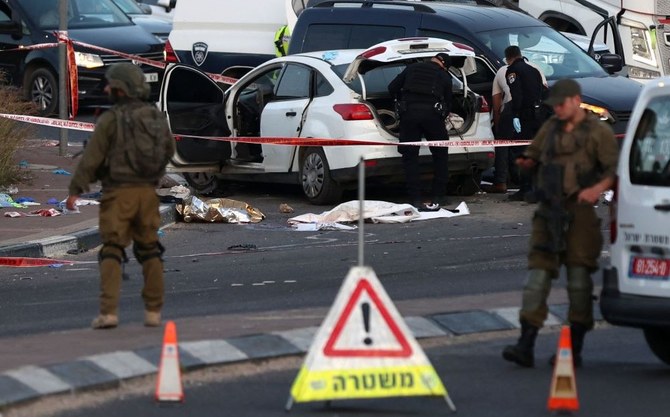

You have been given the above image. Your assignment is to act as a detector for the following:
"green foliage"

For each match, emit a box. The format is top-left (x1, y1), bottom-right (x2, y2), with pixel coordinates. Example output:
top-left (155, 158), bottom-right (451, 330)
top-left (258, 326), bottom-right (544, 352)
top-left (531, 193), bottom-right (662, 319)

top-left (0, 81), bottom-right (35, 188)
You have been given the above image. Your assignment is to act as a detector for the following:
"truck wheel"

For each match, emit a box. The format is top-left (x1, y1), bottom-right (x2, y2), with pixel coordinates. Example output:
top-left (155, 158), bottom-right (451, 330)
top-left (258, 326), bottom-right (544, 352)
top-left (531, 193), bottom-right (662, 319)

top-left (184, 172), bottom-right (220, 195)
top-left (300, 147), bottom-right (342, 205)
top-left (643, 328), bottom-right (670, 365)
top-left (26, 67), bottom-right (58, 116)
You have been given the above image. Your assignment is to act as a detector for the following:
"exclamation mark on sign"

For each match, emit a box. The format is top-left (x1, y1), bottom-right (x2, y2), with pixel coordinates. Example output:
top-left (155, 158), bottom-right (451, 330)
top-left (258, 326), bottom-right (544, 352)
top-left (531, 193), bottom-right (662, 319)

top-left (361, 302), bottom-right (372, 346)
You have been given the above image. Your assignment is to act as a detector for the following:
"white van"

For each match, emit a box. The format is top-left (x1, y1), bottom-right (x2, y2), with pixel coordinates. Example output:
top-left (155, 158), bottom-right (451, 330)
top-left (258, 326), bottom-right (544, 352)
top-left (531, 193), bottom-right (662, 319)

top-left (601, 77), bottom-right (670, 365)
top-left (164, 0), bottom-right (292, 79)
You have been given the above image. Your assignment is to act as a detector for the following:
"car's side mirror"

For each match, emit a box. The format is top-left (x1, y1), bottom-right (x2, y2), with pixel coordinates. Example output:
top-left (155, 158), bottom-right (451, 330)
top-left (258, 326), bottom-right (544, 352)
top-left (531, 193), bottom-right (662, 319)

top-left (598, 53), bottom-right (623, 74)
top-left (157, 0), bottom-right (176, 12)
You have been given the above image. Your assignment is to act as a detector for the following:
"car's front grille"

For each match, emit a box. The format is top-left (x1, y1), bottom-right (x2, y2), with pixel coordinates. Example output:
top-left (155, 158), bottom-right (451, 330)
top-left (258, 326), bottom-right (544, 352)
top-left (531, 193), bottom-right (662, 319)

top-left (100, 51), bottom-right (164, 66)
top-left (656, 19), bottom-right (670, 76)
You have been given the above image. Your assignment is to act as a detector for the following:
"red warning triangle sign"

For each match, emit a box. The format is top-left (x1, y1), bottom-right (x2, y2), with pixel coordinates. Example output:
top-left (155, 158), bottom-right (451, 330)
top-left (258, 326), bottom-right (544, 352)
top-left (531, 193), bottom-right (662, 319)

top-left (323, 279), bottom-right (412, 358)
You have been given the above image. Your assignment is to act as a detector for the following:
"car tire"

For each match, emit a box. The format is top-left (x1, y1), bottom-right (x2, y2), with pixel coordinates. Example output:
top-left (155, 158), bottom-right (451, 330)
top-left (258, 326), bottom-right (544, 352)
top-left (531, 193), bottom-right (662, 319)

top-left (26, 67), bottom-right (58, 116)
top-left (184, 172), bottom-right (220, 195)
top-left (643, 328), bottom-right (670, 365)
top-left (300, 147), bottom-right (342, 205)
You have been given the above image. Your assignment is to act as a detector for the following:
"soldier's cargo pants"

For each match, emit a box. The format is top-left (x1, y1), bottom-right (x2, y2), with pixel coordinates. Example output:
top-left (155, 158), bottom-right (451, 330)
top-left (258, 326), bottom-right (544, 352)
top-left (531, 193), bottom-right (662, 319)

top-left (98, 186), bottom-right (164, 316)
top-left (520, 197), bottom-right (602, 329)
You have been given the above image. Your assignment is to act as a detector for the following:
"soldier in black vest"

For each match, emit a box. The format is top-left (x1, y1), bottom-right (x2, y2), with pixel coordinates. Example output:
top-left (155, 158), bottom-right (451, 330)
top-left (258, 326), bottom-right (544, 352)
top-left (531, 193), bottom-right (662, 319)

top-left (505, 45), bottom-right (547, 201)
top-left (388, 53), bottom-right (452, 211)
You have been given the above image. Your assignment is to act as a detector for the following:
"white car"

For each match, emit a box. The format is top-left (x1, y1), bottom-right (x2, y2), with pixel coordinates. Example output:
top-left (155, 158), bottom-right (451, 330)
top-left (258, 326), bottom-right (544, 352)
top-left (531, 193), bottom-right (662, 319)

top-left (159, 38), bottom-right (494, 204)
top-left (137, 0), bottom-right (175, 21)
top-left (601, 77), bottom-right (670, 364)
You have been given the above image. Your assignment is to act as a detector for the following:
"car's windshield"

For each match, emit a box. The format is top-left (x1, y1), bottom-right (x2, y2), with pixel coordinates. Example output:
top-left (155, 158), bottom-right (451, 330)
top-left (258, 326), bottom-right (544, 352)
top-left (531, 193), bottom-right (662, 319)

top-left (477, 26), bottom-right (607, 80)
top-left (27, 0), bottom-right (133, 30)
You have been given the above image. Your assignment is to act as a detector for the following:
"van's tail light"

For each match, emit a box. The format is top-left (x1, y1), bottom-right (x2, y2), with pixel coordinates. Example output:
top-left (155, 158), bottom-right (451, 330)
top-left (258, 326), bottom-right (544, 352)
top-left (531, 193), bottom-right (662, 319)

top-left (478, 96), bottom-right (490, 113)
top-left (609, 175), bottom-right (618, 244)
top-left (333, 104), bottom-right (374, 120)
top-left (359, 46), bottom-right (387, 59)
top-left (164, 40), bottom-right (179, 63)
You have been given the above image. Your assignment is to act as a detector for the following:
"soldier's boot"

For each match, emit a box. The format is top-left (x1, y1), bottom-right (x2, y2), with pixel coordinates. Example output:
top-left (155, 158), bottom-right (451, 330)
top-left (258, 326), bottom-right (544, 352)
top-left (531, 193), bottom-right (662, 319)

top-left (91, 314), bottom-right (118, 329)
top-left (144, 311), bottom-right (161, 327)
top-left (549, 323), bottom-right (588, 368)
top-left (135, 242), bottom-right (165, 327)
top-left (502, 320), bottom-right (539, 367)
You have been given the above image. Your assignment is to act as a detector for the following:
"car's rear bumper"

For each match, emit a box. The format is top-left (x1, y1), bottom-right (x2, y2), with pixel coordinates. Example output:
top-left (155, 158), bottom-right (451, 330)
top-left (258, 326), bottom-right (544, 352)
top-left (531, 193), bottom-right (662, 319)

top-left (600, 267), bottom-right (670, 328)
top-left (330, 151), bottom-right (494, 184)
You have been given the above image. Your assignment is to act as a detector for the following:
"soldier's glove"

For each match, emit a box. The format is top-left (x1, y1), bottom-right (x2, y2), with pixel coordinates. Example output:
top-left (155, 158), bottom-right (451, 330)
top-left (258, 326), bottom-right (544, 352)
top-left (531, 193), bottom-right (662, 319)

top-left (513, 117), bottom-right (521, 133)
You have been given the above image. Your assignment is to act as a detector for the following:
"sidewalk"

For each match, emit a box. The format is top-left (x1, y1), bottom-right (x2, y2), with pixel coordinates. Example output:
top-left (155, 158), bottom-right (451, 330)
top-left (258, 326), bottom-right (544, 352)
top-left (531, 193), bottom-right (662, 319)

top-left (0, 140), bottom-right (177, 258)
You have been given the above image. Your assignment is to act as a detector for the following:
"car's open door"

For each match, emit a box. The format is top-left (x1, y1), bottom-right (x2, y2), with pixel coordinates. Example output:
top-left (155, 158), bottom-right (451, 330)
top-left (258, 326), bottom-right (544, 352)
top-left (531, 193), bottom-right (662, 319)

top-left (159, 63), bottom-right (232, 166)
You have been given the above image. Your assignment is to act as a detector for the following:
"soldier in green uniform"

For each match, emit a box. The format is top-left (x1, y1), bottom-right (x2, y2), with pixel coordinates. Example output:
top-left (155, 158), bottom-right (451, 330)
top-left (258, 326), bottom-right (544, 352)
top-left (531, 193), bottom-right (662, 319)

top-left (502, 79), bottom-right (618, 367)
top-left (66, 63), bottom-right (175, 330)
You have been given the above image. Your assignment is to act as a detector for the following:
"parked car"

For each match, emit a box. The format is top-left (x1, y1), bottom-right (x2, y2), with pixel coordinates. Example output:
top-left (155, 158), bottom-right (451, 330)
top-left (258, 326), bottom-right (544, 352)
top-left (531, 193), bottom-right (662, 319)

top-left (110, 0), bottom-right (172, 43)
top-left (160, 38), bottom-right (494, 204)
top-left (600, 77), bottom-right (670, 365)
top-left (289, 0), bottom-right (642, 136)
top-left (0, 0), bottom-right (165, 115)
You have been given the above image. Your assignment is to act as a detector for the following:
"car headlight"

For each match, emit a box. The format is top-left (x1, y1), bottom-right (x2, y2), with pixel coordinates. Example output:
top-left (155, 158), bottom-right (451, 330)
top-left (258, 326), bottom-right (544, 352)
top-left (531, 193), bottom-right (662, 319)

top-left (630, 27), bottom-right (656, 66)
top-left (74, 52), bottom-right (104, 69)
top-left (580, 103), bottom-right (614, 123)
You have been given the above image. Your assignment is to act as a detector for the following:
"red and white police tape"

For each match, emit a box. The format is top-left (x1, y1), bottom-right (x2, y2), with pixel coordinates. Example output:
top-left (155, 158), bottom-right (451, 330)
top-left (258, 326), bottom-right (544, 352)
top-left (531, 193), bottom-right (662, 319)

top-left (0, 113), bottom-right (532, 148)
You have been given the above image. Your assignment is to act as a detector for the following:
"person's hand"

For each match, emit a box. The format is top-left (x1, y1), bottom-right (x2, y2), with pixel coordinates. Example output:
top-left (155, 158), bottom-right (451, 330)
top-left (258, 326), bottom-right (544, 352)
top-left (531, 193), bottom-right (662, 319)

top-left (515, 156), bottom-right (536, 170)
top-left (65, 195), bottom-right (79, 211)
top-left (513, 117), bottom-right (521, 133)
top-left (578, 187), bottom-right (602, 205)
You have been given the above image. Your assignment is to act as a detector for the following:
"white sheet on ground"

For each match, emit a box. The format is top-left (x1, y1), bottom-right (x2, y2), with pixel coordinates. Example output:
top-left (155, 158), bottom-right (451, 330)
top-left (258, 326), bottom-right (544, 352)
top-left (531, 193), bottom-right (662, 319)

top-left (288, 200), bottom-right (469, 230)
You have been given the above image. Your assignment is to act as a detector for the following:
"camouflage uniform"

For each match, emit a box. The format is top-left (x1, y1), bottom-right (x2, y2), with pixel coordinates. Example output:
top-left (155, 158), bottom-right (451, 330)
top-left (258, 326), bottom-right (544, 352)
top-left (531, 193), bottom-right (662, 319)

top-left (521, 113), bottom-right (618, 329)
top-left (69, 63), bottom-right (175, 328)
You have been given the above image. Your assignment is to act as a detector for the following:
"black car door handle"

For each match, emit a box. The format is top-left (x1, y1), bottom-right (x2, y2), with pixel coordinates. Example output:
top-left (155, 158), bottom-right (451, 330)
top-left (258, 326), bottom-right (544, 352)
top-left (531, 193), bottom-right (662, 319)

top-left (654, 204), bottom-right (670, 212)
top-left (285, 111), bottom-right (297, 117)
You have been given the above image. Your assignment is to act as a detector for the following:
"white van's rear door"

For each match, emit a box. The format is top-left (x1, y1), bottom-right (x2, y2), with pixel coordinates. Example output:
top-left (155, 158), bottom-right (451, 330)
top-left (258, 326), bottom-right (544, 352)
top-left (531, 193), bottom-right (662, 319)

top-left (616, 91), bottom-right (670, 296)
top-left (160, 64), bottom-right (231, 165)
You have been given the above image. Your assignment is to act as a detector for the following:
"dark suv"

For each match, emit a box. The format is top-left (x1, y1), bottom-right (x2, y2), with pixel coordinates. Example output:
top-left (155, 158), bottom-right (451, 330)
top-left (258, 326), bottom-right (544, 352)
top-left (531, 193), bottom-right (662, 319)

top-left (289, 0), bottom-right (642, 136)
top-left (0, 0), bottom-right (165, 115)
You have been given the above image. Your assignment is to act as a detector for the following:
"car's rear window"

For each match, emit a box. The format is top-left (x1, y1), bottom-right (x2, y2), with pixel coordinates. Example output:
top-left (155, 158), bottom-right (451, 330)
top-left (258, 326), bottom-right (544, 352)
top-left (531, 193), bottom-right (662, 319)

top-left (629, 96), bottom-right (670, 187)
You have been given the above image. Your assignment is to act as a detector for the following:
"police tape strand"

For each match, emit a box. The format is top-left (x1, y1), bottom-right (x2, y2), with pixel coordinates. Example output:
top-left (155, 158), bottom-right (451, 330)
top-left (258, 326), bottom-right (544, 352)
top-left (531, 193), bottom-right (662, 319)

top-left (0, 113), bottom-right (532, 148)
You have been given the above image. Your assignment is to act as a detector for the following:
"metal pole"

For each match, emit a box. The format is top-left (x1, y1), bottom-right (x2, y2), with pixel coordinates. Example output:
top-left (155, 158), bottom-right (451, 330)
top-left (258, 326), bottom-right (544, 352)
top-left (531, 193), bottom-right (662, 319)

top-left (357, 157), bottom-right (365, 267)
top-left (58, 0), bottom-right (69, 156)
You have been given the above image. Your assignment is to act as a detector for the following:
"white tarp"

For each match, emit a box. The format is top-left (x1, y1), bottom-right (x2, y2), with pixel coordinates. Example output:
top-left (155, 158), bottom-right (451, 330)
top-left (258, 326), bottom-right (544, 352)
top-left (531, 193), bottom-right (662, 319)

top-left (288, 200), bottom-right (469, 230)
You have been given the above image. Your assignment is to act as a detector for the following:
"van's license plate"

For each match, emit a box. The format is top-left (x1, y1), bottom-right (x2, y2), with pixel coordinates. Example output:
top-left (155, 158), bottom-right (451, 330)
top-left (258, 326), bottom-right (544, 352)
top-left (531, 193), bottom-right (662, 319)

top-left (144, 73), bottom-right (158, 83)
top-left (630, 257), bottom-right (670, 280)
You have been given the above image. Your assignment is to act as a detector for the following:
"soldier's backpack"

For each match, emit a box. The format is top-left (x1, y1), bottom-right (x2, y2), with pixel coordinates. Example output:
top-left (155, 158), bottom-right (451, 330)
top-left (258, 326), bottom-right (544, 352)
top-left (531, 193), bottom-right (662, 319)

top-left (107, 103), bottom-right (173, 183)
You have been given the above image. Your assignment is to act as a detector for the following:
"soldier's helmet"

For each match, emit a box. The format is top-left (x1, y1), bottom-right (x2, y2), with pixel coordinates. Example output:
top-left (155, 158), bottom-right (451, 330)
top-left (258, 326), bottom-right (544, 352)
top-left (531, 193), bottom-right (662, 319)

top-left (105, 63), bottom-right (150, 99)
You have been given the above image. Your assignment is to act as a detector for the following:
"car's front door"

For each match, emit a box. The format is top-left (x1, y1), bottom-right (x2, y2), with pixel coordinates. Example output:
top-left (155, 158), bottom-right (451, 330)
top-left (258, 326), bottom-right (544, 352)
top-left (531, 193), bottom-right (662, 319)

top-left (160, 63), bottom-right (231, 165)
top-left (260, 63), bottom-right (312, 172)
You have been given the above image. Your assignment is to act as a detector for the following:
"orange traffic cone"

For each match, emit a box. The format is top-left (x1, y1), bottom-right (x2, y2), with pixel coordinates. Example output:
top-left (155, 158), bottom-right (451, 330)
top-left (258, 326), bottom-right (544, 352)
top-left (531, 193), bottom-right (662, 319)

top-left (547, 325), bottom-right (579, 413)
top-left (155, 320), bottom-right (184, 402)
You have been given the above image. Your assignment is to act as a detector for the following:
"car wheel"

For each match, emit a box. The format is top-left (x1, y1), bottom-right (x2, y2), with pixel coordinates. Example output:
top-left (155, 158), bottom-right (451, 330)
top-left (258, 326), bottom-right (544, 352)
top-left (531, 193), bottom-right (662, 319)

top-left (184, 172), bottom-right (220, 195)
top-left (643, 328), bottom-right (670, 365)
top-left (26, 67), bottom-right (58, 116)
top-left (300, 147), bottom-right (342, 205)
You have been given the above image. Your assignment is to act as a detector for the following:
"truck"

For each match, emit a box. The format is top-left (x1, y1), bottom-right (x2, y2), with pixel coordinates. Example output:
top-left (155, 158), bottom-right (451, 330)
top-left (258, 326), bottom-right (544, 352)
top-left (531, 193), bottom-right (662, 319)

top-left (518, 0), bottom-right (670, 82)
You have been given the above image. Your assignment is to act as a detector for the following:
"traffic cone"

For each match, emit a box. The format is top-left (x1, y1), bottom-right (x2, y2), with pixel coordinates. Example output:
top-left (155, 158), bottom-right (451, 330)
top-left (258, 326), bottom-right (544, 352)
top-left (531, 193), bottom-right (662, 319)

top-left (155, 320), bottom-right (184, 402)
top-left (547, 325), bottom-right (579, 413)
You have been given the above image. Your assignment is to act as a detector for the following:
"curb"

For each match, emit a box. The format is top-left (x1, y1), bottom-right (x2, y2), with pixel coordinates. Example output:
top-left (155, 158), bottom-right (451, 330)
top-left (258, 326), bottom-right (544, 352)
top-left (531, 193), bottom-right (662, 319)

top-left (0, 304), bottom-right (604, 410)
top-left (0, 205), bottom-right (178, 258)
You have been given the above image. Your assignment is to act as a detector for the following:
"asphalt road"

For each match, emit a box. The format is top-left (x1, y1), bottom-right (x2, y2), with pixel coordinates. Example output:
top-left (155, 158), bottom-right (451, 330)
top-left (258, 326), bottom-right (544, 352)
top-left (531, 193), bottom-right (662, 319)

top-left (54, 326), bottom-right (670, 417)
top-left (0, 188), bottom-right (547, 337)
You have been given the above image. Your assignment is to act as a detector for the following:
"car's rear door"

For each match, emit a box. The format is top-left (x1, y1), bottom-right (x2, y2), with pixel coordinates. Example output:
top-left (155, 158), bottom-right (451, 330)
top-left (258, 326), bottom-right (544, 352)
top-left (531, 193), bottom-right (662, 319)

top-left (260, 63), bottom-right (311, 172)
top-left (159, 63), bottom-right (231, 165)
